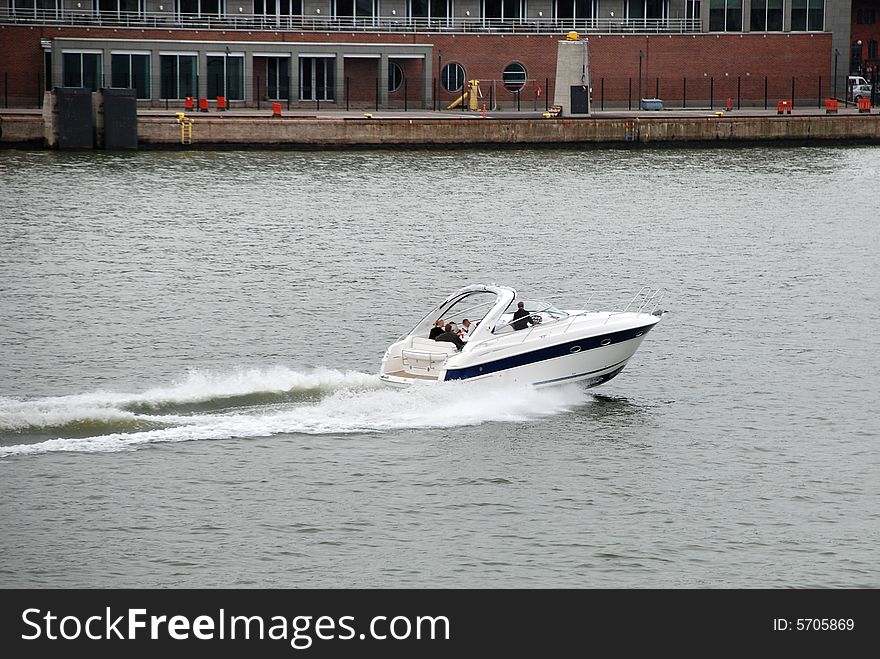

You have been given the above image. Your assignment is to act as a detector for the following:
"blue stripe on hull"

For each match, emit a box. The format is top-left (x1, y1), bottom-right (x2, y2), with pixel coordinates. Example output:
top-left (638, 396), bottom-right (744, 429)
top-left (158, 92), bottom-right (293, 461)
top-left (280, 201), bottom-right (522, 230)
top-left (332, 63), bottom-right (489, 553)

top-left (443, 325), bottom-right (653, 382)
top-left (533, 358), bottom-right (629, 386)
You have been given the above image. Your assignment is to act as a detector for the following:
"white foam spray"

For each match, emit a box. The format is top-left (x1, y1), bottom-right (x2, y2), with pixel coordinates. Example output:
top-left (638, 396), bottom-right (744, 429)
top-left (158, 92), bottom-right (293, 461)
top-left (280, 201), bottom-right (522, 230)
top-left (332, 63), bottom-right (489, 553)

top-left (0, 367), bottom-right (590, 458)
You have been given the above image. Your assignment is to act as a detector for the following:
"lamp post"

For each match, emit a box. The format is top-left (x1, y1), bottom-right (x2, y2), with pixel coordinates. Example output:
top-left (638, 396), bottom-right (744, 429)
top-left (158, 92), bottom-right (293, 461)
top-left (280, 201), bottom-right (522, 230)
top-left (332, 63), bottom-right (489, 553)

top-left (437, 49), bottom-right (443, 110)
top-left (856, 40), bottom-right (863, 76)
top-left (224, 45), bottom-right (230, 101)
top-left (834, 48), bottom-right (839, 99)
top-left (638, 49), bottom-right (643, 110)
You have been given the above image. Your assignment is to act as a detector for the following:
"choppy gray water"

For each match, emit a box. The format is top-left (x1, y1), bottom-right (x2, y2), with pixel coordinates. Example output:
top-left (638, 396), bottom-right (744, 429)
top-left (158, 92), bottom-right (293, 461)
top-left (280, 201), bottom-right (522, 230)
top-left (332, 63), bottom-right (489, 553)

top-left (1, 145), bottom-right (878, 588)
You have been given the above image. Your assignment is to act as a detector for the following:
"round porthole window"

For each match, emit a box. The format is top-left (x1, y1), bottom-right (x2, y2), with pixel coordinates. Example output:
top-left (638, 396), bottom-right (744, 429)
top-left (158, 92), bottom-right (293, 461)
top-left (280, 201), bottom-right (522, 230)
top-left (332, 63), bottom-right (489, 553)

top-left (502, 62), bottom-right (527, 92)
top-left (442, 63), bottom-right (466, 93)
top-left (388, 62), bottom-right (403, 93)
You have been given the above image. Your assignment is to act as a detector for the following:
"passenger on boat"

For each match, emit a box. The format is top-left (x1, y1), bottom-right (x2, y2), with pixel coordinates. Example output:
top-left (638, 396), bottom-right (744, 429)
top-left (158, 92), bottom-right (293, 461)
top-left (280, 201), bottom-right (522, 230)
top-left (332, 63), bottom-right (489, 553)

top-left (429, 319), bottom-right (445, 340)
top-left (461, 319), bottom-right (474, 337)
top-left (511, 301), bottom-right (535, 331)
top-left (434, 323), bottom-right (465, 350)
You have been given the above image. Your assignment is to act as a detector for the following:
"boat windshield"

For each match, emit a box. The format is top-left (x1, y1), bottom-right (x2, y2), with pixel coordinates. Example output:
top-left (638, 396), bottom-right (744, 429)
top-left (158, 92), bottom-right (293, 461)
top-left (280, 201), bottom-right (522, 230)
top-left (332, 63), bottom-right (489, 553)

top-left (493, 299), bottom-right (569, 334)
top-left (443, 291), bottom-right (499, 328)
top-left (407, 290), bottom-right (500, 339)
top-left (504, 300), bottom-right (568, 319)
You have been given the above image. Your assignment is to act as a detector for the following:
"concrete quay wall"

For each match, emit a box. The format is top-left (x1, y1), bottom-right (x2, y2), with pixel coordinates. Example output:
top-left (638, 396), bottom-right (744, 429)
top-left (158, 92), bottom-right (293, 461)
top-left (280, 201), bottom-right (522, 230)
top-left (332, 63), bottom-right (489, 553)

top-left (0, 114), bottom-right (44, 145)
top-left (3, 113), bottom-right (880, 148)
top-left (138, 115), bottom-right (880, 146)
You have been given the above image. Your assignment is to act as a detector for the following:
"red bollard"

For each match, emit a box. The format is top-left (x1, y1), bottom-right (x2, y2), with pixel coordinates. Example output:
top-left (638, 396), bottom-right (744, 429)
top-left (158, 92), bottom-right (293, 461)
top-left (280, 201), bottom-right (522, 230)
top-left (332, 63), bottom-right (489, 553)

top-left (482, 102), bottom-right (486, 119)
top-left (199, 97), bottom-right (208, 113)
top-left (272, 102), bottom-right (282, 118)
top-left (726, 97), bottom-right (732, 112)
top-left (185, 96), bottom-right (194, 111)
top-left (216, 96), bottom-right (227, 111)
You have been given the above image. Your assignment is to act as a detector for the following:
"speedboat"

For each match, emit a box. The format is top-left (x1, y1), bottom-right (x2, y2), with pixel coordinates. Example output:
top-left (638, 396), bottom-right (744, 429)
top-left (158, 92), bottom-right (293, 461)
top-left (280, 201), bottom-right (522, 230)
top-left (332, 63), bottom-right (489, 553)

top-left (379, 284), bottom-right (665, 388)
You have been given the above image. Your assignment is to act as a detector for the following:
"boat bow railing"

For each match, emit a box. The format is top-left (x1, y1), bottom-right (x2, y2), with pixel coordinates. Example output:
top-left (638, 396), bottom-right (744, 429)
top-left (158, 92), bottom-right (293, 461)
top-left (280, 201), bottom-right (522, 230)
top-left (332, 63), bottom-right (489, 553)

top-left (622, 286), bottom-right (666, 315)
top-left (566, 286), bottom-right (667, 327)
top-left (599, 286), bottom-right (666, 324)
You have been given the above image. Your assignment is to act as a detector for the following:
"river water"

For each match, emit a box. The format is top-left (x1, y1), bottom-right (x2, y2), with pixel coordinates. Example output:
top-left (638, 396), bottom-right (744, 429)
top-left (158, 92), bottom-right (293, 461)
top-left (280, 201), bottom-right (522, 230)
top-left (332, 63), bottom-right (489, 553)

top-left (1, 145), bottom-right (877, 588)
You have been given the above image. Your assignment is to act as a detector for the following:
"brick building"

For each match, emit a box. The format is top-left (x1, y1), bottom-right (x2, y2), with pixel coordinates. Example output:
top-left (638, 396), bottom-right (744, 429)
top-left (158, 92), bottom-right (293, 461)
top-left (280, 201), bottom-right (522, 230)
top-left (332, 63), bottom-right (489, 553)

top-left (0, 1), bottom-right (872, 108)
top-left (851, 0), bottom-right (880, 77)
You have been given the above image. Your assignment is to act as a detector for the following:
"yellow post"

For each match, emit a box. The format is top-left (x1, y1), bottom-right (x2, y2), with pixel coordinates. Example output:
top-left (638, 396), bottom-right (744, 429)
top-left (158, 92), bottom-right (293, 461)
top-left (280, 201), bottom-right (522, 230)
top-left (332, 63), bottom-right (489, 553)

top-left (175, 112), bottom-right (193, 145)
top-left (467, 80), bottom-right (480, 111)
top-left (447, 80), bottom-right (481, 111)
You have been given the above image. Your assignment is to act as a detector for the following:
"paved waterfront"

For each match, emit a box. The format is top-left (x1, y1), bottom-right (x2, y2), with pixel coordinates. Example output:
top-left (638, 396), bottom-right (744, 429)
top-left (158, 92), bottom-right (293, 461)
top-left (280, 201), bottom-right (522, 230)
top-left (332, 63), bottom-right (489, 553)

top-left (1, 104), bottom-right (876, 120)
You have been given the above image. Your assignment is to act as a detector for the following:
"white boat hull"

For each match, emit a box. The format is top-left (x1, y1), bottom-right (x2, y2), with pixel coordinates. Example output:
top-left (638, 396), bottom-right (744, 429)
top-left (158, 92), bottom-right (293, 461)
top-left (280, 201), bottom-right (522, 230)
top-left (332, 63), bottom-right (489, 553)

top-left (379, 285), bottom-right (664, 390)
top-left (447, 334), bottom-right (649, 388)
top-left (380, 316), bottom-right (658, 389)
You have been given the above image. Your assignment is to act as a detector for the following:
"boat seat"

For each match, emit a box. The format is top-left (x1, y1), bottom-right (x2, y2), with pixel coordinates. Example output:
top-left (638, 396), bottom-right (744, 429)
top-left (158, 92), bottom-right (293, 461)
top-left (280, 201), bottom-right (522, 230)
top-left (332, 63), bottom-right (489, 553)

top-left (411, 336), bottom-right (458, 350)
top-left (401, 337), bottom-right (457, 371)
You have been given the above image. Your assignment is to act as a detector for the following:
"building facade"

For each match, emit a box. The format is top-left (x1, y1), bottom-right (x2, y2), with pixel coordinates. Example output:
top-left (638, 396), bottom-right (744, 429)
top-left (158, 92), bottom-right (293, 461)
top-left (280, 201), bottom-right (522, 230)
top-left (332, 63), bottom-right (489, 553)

top-left (851, 0), bottom-right (879, 77)
top-left (0, 1), bottom-right (869, 108)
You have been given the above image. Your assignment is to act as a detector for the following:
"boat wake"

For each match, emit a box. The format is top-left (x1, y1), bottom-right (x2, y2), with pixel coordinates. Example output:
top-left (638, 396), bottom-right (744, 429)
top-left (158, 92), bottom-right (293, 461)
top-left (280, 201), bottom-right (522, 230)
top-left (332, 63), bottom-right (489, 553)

top-left (0, 366), bottom-right (590, 458)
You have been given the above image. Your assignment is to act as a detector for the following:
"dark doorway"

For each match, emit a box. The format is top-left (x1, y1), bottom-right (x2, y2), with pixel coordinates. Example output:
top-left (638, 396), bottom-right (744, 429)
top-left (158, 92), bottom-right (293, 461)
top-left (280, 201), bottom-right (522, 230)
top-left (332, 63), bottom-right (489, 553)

top-left (570, 85), bottom-right (589, 114)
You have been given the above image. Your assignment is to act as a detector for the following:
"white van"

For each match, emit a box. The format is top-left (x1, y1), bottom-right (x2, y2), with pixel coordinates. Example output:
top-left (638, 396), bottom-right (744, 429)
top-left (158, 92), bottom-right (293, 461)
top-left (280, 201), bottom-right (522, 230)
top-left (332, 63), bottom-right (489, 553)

top-left (847, 76), bottom-right (870, 100)
top-left (849, 75), bottom-right (868, 89)
top-left (852, 84), bottom-right (873, 101)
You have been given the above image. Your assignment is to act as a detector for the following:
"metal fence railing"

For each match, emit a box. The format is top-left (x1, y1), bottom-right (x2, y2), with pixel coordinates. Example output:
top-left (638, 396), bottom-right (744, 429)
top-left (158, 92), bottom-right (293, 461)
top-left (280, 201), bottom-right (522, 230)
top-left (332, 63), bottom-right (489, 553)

top-left (591, 75), bottom-right (880, 111)
top-left (0, 10), bottom-right (701, 34)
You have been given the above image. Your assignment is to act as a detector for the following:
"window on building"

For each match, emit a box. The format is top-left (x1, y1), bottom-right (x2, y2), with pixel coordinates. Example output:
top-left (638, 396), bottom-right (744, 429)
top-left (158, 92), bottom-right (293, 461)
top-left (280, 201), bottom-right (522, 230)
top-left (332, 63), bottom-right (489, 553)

top-left (868, 40), bottom-right (878, 60)
top-left (553, 0), bottom-right (597, 27)
top-left (160, 54), bottom-right (197, 99)
top-left (685, 0), bottom-right (700, 22)
top-left (791, 0), bottom-right (824, 31)
top-left (111, 53), bottom-right (150, 99)
top-left (708, 0), bottom-right (741, 32)
top-left (554, 0), bottom-right (594, 23)
top-left (207, 54), bottom-right (244, 100)
top-left (14, 0), bottom-right (65, 18)
top-left (267, 57), bottom-right (290, 100)
top-left (808, 0), bottom-right (824, 30)
top-left (502, 62), bottom-right (527, 92)
top-left (254, 0), bottom-right (303, 18)
top-left (791, 0), bottom-right (805, 29)
top-left (441, 63), bottom-right (465, 92)
top-left (13, 0), bottom-right (36, 15)
top-left (176, 0), bottom-right (222, 17)
top-left (409, 0), bottom-right (450, 21)
top-left (626, 0), bottom-right (668, 20)
top-left (388, 62), bottom-right (404, 93)
top-left (750, 0), bottom-right (782, 31)
top-left (98, 0), bottom-right (143, 16)
top-left (483, 0), bottom-right (524, 21)
top-left (300, 56), bottom-right (335, 101)
top-left (62, 52), bottom-right (102, 91)
top-left (334, 0), bottom-right (375, 19)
